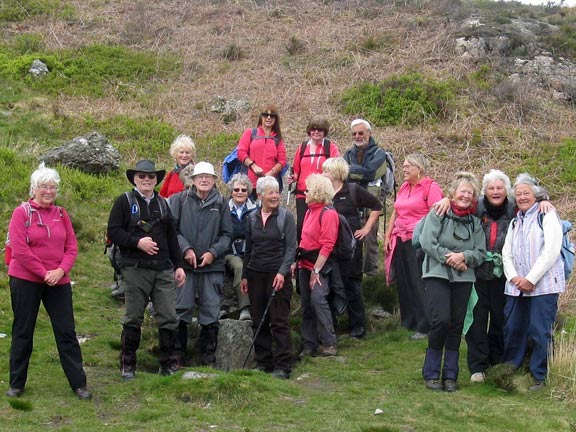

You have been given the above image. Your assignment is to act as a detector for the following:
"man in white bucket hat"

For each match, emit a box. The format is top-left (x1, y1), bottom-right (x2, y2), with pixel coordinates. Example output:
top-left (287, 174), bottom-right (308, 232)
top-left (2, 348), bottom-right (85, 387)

top-left (168, 161), bottom-right (233, 367)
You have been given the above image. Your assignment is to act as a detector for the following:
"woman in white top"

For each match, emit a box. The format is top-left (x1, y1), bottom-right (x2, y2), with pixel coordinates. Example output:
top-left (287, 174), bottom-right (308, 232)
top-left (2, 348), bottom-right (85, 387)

top-left (502, 173), bottom-right (565, 392)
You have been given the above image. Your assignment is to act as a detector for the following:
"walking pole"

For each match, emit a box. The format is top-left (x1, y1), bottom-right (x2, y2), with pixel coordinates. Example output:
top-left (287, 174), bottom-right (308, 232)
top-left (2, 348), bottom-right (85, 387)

top-left (242, 289), bottom-right (276, 369)
top-left (286, 167), bottom-right (294, 206)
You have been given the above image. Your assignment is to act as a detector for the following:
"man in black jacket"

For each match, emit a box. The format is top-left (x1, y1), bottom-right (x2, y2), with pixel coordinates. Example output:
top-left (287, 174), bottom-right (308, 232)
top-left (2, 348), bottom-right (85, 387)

top-left (107, 160), bottom-right (186, 380)
top-left (344, 119), bottom-right (389, 275)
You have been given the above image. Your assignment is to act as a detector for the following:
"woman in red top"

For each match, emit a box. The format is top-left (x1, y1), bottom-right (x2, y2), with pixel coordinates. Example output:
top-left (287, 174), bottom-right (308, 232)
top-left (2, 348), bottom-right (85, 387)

top-left (6, 163), bottom-right (91, 400)
top-left (237, 105), bottom-right (287, 195)
top-left (290, 118), bottom-right (339, 242)
top-left (159, 134), bottom-right (196, 198)
top-left (298, 174), bottom-right (340, 357)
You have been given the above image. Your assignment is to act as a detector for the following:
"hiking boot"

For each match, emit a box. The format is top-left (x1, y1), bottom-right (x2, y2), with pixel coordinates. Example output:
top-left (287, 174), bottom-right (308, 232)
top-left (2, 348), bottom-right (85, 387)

top-left (470, 372), bottom-right (485, 383)
top-left (159, 365), bottom-right (177, 376)
top-left (111, 286), bottom-right (125, 299)
top-left (6, 387), bottom-right (24, 398)
top-left (424, 379), bottom-right (443, 391)
top-left (299, 347), bottom-right (317, 359)
top-left (349, 327), bottom-right (366, 339)
top-left (239, 307), bottom-right (252, 321)
top-left (317, 344), bottom-right (337, 357)
top-left (529, 380), bottom-right (545, 392)
top-left (121, 366), bottom-right (136, 380)
top-left (271, 369), bottom-right (290, 380)
top-left (443, 379), bottom-right (458, 392)
top-left (74, 387), bottom-right (92, 400)
top-left (409, 332), bottom-right (427, 341)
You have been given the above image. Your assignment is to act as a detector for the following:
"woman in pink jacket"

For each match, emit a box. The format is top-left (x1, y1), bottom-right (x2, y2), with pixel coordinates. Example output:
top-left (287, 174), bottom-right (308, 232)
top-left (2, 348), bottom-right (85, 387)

top-left (384, 153), bottom-right (443, 340)
top-left (290, 118), bottom-right (339, 242)
top-left (6, 163), bottom-right (91, 400)
top-left (237, 104), bottom-right (287, 197)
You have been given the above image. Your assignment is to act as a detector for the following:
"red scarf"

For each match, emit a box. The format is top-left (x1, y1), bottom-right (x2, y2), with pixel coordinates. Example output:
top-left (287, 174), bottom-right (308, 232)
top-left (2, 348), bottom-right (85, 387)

top-left (450, 200), bottom-right (476, 217)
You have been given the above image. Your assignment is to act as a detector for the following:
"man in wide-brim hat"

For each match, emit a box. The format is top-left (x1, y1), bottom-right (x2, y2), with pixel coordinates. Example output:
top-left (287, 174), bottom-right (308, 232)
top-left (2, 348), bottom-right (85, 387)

top-left (107, 159), bottom-right (186, 380)
top-left (126, 159), bottom-right (166, 186)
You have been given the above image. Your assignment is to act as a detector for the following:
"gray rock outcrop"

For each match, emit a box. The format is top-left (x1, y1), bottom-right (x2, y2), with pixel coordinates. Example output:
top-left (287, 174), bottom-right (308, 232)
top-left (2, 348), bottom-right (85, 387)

top-left (40, 131), bottom-right (120, 174)
top-left (29, 59), bottom-right (49, 77)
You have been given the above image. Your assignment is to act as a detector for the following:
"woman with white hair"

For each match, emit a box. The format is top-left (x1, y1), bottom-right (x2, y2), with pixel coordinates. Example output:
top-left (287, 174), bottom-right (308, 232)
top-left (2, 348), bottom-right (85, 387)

top-left (159, 134), bottom-right (196, 198)
top-left (6, 163), bottom-right (91, 399)
top-left (240, 176), bottom-right (297, 379)
top-left (223, 173), bottom-right (256, 321)
top-left (501, 173), bottom-right (565, 391)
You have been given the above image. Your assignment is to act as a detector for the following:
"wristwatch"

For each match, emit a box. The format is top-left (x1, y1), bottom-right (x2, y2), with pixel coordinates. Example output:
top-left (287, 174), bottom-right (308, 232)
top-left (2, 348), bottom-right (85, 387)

top-left (313, 268), bottom-right (321, 274)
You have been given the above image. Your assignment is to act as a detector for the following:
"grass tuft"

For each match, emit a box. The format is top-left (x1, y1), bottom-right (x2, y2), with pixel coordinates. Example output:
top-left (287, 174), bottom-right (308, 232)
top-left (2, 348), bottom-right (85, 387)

top-left (488, 363), bottom-right (518, 392)
top-left (8, 398), bottom-right (33, 411)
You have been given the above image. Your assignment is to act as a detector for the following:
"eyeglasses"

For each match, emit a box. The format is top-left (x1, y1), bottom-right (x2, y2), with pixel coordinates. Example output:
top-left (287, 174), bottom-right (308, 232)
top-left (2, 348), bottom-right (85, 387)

top-left (352, 131), bottom-right (365, 137)
top-left (233, 188), bottom-right (247, 193)
top-left (261, 112), bottom-right (277, 119)
top-left (195, 175), bottom-right (214, 180)
top-left (39, 184), bottom-right (58, 191)
top-left (137, 173), bottom-right (156, 180)
top-left (310, 128), bottom-right (325, 133)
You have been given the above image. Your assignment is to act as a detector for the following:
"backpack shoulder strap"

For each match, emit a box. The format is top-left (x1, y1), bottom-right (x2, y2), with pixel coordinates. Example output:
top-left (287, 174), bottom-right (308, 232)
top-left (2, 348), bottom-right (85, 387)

top-left (349, 183), bottom-right (358, 208)
top-left (277, 207), bottom-right (286, 240)
top-left (299, 140), bottom-right (308, 160)
top-left (251, 127), bottom-right (280, 146)
top-left (124, 191), bottom-right (140, 230)
top-left (323, 139), bottom-right (331, 158)
top-left (537, 212), bottom-right (545, 230)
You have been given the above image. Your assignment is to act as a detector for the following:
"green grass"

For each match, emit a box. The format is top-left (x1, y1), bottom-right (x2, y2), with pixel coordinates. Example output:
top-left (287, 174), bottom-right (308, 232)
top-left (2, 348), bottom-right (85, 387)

top-left (0, 43), bottom-right (181, 98)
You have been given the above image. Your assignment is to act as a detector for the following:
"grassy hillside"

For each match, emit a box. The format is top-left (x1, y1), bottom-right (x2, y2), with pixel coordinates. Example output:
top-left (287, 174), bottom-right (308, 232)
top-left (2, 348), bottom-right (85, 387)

top-left (0, 0), bottom-right (576, 430)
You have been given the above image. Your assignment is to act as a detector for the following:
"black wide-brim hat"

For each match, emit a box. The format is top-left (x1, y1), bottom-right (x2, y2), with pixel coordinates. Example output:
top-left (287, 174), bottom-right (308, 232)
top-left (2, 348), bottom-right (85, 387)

top-left (126, 159), bottom-right (166, 186)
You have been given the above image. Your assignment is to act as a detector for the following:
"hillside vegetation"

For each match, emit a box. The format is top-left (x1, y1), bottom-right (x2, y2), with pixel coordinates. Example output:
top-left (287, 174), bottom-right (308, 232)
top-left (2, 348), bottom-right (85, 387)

top-left (0, 0), bottom-right (575, 430)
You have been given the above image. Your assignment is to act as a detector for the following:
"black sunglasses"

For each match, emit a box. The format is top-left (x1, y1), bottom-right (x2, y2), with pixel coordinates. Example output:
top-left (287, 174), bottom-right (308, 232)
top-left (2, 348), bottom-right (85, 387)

top-left (233, 188), bottom-right (247, 193)
top-left (137, 173), bottom-right (156, 180)
top-left (261, 112), bottom-right (277, 119)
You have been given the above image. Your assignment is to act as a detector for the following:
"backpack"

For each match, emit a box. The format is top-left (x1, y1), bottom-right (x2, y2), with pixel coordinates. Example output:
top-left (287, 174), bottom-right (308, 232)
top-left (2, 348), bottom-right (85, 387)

top-left (104, 191), bottom-right (169, 272)
top-left (368, 148), bottom-right (397, 202)
top-left (537, 213), bottom-right (575, 281)
top-left (221, 128), bottom-right (290, 191)
top-left (5, 202), bottom-right (64, 266)
top-left (320, 206), bottom-right (357, 261)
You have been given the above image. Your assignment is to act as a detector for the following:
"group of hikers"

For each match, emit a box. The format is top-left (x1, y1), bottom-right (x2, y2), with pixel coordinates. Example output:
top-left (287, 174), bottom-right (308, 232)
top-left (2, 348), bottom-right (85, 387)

top-left (5, 105), bottom-right (568, 399)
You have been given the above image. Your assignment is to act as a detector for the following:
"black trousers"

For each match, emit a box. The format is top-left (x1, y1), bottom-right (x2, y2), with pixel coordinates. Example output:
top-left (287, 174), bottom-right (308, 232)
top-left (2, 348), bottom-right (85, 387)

top-left (465, 278), bottom-right (506, 374)
top-left (295, 197), bottom-right (308, 244)
top-left (247, 270), bottom-right (293, 372)
top-left (393, 239), bottom-right (430, 333)
top-left (425, 277), bottom-right (472, 352)
top-left (9, 277), bottom-right (87, 391)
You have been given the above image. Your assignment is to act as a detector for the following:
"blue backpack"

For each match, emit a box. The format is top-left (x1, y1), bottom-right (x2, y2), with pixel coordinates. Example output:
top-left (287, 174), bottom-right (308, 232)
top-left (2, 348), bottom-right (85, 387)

top-left (222, 128), bottom-right (289, 191)
top-left (537, 213), bottom-right (575, 281)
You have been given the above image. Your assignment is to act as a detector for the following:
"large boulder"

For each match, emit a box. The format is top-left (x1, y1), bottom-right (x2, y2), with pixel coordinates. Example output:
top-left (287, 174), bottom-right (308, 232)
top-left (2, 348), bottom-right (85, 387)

top-left (40, 131), bottom-right (120, 174)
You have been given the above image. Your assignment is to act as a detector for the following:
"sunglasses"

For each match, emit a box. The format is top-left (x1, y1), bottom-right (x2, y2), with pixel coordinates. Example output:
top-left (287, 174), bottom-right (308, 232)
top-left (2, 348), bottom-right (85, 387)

top-left (352, 131), bottom-right (365, 137)
top-left (233, 188), bottom-right (247, 193)
top-left (261, 112), bottom-right (277, 119)
top-left (137, 173), bottom-right (156, 180)
top-left (310, 128), bottom-right (325, 133)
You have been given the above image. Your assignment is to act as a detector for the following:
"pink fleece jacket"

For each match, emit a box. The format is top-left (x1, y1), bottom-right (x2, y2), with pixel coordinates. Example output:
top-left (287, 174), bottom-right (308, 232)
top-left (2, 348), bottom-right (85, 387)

top-left (8, 200), bottom-right (78, 284)
top-left (237, 126), bottom-right (287, 188)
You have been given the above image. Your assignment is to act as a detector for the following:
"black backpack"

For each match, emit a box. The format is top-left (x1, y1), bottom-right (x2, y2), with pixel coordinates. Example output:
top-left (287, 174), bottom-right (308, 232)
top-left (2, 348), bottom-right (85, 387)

top-left (320, 206), bottom-right (357, 261)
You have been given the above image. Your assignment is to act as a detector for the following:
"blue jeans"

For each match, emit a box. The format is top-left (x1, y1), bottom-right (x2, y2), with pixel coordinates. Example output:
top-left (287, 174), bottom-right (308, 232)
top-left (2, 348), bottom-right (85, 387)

top-left (503, 294), bottom-right (558, 381)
